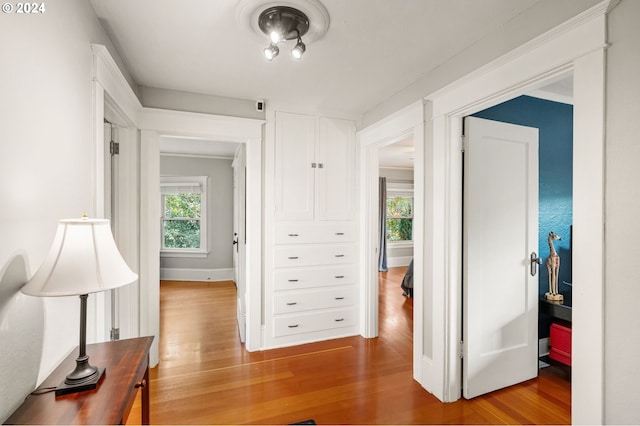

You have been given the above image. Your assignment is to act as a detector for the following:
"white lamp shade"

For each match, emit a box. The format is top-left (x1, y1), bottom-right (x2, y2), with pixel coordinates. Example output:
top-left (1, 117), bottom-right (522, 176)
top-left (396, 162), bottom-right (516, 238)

top-left (21, 218), bottom-right (138, 297)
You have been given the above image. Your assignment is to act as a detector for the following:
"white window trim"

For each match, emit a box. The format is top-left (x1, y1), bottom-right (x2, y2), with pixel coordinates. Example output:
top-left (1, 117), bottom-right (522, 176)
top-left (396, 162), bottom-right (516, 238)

top-left (388, 240), bottom-right (414, 249)
top-left (160, 175), bottom-right (208, 257)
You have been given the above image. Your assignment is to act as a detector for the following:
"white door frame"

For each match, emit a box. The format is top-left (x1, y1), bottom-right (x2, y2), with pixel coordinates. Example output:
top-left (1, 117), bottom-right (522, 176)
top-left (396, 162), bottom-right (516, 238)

top-left (91, 44), bottom-right (142, 343)
top-left (358, 100), bottom-right (426, 383)
top-left (360, 2), bottom-right (608, 423)
top-left (424, 2), bottom-right (607, 423)
top-left (139, 108), bottom-right (264, 365)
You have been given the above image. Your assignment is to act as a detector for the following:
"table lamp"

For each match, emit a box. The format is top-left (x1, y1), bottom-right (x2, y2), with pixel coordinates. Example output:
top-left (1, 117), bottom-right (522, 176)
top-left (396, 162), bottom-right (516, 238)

top-left (21, 215), bottom-right (138, 396)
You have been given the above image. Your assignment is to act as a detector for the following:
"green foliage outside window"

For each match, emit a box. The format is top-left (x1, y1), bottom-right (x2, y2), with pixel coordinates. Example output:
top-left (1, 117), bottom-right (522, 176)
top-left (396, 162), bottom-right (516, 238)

top-left (163, 193), bottom-right (201, 249)
top-left (386, 196), bottom-right (413, 242)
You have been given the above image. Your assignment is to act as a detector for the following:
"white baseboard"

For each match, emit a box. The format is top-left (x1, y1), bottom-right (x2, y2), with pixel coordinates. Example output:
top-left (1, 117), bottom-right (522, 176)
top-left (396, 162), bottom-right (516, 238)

top-left (539, 337), bottom-right (550, 356)
top-left (160, 267), bottom-right (234, 282)
top-left (387, 256), bottom-right (413, 267)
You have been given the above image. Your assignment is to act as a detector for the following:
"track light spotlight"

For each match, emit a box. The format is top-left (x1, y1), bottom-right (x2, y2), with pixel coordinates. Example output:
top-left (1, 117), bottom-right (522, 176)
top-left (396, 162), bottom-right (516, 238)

top-left (291, 38), bottom-right (306, 59)
top-left (264, 43), bottom-right (279, 61)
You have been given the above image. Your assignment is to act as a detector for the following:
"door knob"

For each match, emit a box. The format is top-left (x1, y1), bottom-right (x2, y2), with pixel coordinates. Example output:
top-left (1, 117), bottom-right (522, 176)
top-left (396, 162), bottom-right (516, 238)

top-left (530, 252), bottom-right (542, 276)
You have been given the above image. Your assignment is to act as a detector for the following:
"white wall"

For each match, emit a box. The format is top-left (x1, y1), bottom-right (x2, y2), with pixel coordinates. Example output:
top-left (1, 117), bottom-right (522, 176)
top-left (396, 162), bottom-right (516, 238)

top-left (361, 0), bottom-right (601, 127)
top-left (0, 0), bottom-right (134, 387)
top-left (604, 0), bottom-right (640, 423)
top-left (141, 86), bottom-right (265, 120)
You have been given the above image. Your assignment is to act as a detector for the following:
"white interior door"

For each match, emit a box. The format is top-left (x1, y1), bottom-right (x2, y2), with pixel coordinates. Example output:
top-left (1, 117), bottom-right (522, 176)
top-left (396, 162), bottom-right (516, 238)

top-left (463, 116), bottom-right (539, 399)
top-left (232, 145), bottom-right (247, 342)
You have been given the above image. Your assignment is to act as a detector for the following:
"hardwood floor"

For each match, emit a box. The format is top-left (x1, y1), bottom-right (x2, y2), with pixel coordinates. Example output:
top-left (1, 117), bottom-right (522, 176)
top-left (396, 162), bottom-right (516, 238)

top-left (127, 268), bottom-right (570, 424)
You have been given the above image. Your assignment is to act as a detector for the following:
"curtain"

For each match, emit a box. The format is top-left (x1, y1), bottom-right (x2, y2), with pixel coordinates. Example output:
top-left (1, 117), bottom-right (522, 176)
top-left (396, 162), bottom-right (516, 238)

top-left (378, 176), bottom-right (388, 272)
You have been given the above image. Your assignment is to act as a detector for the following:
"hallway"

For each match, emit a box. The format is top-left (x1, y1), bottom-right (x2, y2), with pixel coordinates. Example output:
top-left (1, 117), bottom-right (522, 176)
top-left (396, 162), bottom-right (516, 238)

top-left (128, 274), bottom-right (570, 424)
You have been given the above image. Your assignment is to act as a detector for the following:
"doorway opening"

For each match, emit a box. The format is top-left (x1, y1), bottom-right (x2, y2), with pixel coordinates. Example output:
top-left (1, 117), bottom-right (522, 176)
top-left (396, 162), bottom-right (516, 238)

top-left (378, 136), bottom-right (416, 348)
top-left (158, 136), bottom-right (246, 343)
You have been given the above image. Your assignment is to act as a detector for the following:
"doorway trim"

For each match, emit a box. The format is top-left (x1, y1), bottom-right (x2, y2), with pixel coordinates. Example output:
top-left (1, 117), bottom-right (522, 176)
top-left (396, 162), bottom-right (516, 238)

top-left (139, 108), bottom-right (264, 365)
top-left (424, 2), bottom-right (608, 424)
top-left (91, 44), bottom-right (142, 344)
top-left (358, 100), bottom-right (426, 385)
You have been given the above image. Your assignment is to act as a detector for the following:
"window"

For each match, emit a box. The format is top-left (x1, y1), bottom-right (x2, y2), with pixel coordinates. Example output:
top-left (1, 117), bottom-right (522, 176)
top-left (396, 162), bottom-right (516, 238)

top-left (385, 182), bottom-right (414, 243)
top-left (386, 196), bottom-right (413, 242)
top-left (160, 176), bottom-right (207, 257)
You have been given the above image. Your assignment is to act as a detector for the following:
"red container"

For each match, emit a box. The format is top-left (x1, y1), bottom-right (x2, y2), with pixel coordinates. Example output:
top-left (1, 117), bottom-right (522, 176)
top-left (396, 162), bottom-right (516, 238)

top-left (549, 323), bottom-right (572, 366)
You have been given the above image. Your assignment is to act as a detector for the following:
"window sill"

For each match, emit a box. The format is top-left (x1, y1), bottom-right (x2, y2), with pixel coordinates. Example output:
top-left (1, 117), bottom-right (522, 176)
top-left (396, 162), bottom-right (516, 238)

top-left (388, 241), bottom-right (414, 249)
top-left (160, 249), bottom-right (209, 259)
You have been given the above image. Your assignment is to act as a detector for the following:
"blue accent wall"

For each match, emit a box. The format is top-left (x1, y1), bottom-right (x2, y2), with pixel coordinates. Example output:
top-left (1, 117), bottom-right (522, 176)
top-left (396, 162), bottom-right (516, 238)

top-left (472, 95), bottom-right (573, 338)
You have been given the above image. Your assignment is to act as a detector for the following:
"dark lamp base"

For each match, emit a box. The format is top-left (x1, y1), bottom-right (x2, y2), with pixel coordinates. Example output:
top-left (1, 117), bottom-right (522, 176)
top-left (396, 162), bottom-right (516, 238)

top-left (55, 367), bottom-right (106, 396)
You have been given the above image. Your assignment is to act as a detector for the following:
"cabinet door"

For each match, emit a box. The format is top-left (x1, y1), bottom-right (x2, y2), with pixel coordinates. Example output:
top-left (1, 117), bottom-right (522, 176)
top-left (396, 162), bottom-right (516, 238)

top-left (274, 112), bottom-right (316, 221)
top-left (316, 117), bottom-right (356, 220)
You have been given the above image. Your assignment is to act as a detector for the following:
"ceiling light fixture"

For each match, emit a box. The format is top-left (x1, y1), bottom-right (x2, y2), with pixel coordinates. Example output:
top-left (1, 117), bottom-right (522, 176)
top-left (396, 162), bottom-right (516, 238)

top-left (258, 6), bottom-right (309, 60)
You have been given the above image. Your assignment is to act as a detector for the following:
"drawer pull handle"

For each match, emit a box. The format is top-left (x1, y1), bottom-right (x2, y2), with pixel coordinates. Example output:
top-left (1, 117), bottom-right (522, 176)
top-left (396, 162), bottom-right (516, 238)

top-left (335, 254), bottom-right (345, 258)
top-left (334, 318), bottom-right (345, 322)
top-left (288, 279), bottom-right (299, 282)
top-left (288, 256), bottom-right (299, 260)
top-left (335, 232), bottom-right (345, 236)
top-left (335, 275), bottom-right (345, 279)
top-left (288, 233), bottom-right (299, 237)
top-left (335, 297), bottom-right (345, 300)
top-left (286, 302), bottom-right (297, 306)
top-left (288, 324), bottom-right (299, 328)
top-left (135, 379), bottom-right (146, 389)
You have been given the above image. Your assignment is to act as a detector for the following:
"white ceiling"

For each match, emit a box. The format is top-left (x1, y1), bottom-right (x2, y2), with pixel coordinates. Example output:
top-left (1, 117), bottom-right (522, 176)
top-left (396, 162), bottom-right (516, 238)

top-left (379, 135), bottom-right (414, 169)
top-left (90, 0), bottom-right (547, 116)
top-left (90, 0), bottom-right (582, 159)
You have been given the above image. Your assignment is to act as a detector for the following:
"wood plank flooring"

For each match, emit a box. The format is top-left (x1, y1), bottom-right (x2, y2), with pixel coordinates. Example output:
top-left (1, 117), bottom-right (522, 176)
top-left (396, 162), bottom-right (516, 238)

top-left (127, 267), bottom-right (570, 424)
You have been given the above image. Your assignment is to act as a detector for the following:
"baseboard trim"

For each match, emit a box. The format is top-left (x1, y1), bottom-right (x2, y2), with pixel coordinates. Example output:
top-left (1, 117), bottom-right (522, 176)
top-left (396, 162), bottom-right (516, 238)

top-left (160, 267), bottom-right (234, 282)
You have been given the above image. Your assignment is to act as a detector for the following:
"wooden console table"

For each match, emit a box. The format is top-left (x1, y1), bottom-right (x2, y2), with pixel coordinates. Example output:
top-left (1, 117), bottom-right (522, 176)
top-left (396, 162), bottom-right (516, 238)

top-left (5, 336), bottom-right (153, 425)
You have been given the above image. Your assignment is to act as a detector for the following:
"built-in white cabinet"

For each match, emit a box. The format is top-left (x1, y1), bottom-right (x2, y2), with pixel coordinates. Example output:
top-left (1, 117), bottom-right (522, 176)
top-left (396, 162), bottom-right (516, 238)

top-left (265, 110), bottom-right (359, 349)
top-left (274, 111), bottom-right (356, 222)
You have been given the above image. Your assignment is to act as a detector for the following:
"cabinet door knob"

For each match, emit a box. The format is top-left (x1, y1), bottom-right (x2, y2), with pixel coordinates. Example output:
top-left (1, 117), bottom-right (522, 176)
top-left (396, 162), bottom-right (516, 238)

top-left (135, 379), bottom-right (147, 389)
top-left (335, 254), bottom-right (345, 258)
top-left (334, 318), bottom-right (345, 322)
top-left (288, 233), bottom-right (299, 237)
top-left (288, 279), bottom-right (299, 282)
top-left (335, 232), bottom-right (344, 236)
top-left (288, 256), bottom-right (299, 260)
top-left (286, 302), bottom-right (297, 306)
top-left (335, 297), bottom-right (345, 300)
top-left (335, 275), bottom-right (345, 279)
top-left (288, 324), bottom-right (299, 328)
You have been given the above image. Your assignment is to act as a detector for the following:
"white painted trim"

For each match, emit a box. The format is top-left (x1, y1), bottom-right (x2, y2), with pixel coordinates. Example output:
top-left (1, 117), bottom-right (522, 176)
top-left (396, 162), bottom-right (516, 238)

top-left (91, 45), bottom-right (142, 345)
top-left (139, 108), bottom-right (264, 356)
top-left (571, 47), bottom-right (605, 425)
top-left (91, 44), bottom-right (141, 126)
top-left (139, 130), bottom-right (161, 366)
top-left (357, 100), bottom-right (426, 388)
top-left (159, 152), bottom-right (234, 161)
top-left (387, 256), bottom-right (413, 268)
top-left (388, 241), bottom-right (414, 249)
top-left (139, 108), bottom-right (263, 142)
top-left (160, 250), bottom-right (209, 259)
top-left (160, 268), bottom-right (234, 282)
top-left (424, 2), bottom-right (608, 422)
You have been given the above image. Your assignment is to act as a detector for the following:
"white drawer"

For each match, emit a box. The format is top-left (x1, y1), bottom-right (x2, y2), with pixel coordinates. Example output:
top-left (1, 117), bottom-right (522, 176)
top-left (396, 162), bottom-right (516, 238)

top-left (274, 266), bottom-right (356, 290)
top-left (274, 244), bottom-right (356, 267)
top-left (273, 286), bottom-right (355, 314)
top-left (274, 223), bottom-right (356, 244)
top-left (274, 308), bottom-right (356, 337)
